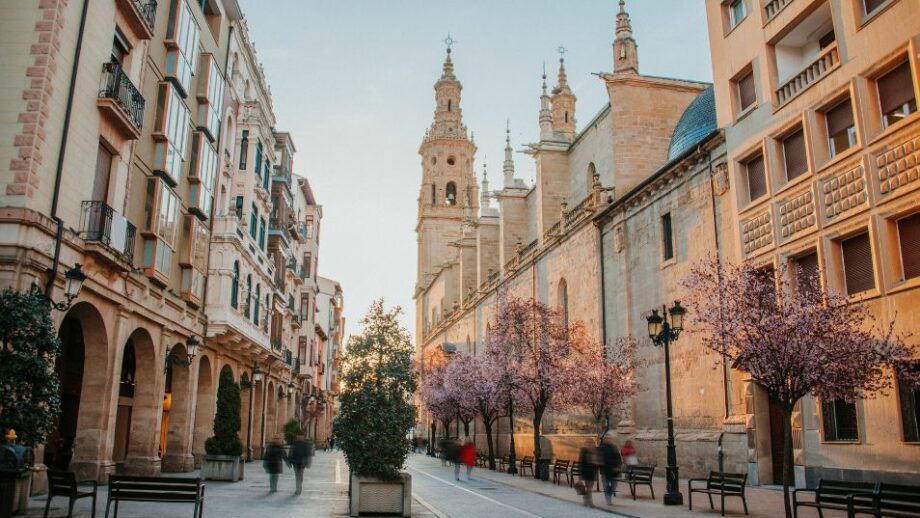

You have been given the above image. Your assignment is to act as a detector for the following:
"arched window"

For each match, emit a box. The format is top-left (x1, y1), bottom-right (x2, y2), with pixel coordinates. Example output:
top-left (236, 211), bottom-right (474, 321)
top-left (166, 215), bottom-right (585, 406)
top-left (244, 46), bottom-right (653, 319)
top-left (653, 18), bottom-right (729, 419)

top-left (565, 111), bottom-right (569, 123)
top-left (431, 184), bottom-right (436, 205)
top-left (587, 162), bottom-right (597, 187)
top-left (119, 340), bottom-right (136, 398)
top-left (254, 283), bottom-right (261, 324)
top-left (244, 274), bottom-right (252, 317)
top-left (445, 182), bottom-right (457, 206)
top-left (448, 100), bottom-right (452, 112)
top-left (231, 261), bottom-right (240, 309)
top-left (264, 294), bottom-right (271, 331)
top-left (558, 278), bottom-right (569, 330)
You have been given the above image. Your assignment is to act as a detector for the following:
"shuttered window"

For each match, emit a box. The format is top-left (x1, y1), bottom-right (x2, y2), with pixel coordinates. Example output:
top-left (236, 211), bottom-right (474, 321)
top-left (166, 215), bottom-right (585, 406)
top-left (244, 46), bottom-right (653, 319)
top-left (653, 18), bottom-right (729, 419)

top-left (898, 212), bottom-right (920, 280)
top-left (878, 61), bottom-right (917, 128)
top-left (795, 251), bottom-right (820, 299)
top-left (746, 154), bottom-right (766, 201)
top-left (841, 232), bottom-right (875, 295)
top-left (783, 128), bottom-right (808, 180)
top-left (826, 98), bottom-right (856, 157)
top-left (822, 399), bottom-right (859, 442)
top-left (898, 362), bottom-right (920, 442)
top-left (737, 70), bottom-right (756, 112)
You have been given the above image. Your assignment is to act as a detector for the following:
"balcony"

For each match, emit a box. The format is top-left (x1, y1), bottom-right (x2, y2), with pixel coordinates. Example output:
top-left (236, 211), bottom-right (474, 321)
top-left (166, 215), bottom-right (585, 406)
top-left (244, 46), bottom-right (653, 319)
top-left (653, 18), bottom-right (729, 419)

top-left (775, 44), bottom-right (839, 107)
top-left (771, 2), bottom-right (838, 108)
top-left (80, 201), bottom-right (136, 267)
top-left (284, 349), bottom-right (293, 366)
top-left (763, 0), bottom-right (794, 23)
top-left (97, 62), bottom-right (145, 140)
top-left (116, 0), bottom-right (156, 40)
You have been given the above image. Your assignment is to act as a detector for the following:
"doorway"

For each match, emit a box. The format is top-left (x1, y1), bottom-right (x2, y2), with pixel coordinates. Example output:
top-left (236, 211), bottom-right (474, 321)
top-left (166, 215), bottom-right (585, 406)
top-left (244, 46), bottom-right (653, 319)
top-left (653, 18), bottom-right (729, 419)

top-left (45, 316), bottom-right (85, 470)
top-left (768, 399), bottom-right (786, 485)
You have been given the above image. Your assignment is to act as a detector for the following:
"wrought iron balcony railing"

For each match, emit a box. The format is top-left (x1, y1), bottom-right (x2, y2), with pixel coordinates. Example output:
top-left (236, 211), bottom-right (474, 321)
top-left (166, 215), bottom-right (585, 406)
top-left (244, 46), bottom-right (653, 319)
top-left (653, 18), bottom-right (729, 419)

top-left (80, 201), bottom-right (136, 263)
top-left (99, 62), bottom-right (145, 130)
top-left (133, 0), bottom-right (157, 30)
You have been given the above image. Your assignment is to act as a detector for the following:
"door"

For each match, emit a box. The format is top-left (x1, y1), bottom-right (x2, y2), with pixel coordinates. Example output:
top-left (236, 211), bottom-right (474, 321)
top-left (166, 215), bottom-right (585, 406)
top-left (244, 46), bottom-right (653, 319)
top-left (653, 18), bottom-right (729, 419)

top-left (768, 399), bottom-right (786, 485)
top-left (92, 144), bottom-right (112, 203)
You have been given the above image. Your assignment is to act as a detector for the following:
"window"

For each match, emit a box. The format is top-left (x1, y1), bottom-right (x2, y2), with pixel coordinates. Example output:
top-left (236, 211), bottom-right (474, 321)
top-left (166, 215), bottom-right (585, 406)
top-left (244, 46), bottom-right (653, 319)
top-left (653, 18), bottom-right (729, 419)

top-left (239, 130), bottom-right (248, 169)
top-left (188, 132), bottom-right (217, 219)
top-left (431, 184), bottom-right (436, 205)
top-left (249, 204), bottom-right (258, 239)
top-left (196, 54), bottom-right (224, 141)
top-left (794, 251), bottom-right (820, 300)
top-left (822, 398), bottom-right (859, 442)
top-left (782, 128), bottom-right (808, 181)
top-left (142, 178), bottom-right (180, 281)
top-left (447, 156), bottom-right (456, 166)
top-left (825, 98), bottom-right (856, 158)
top-left (153, 82), bottom-right (192, 184)
top-left (234, 196), bottom-right (243, 219)
top-left (254, 284), bottom-right (261, 324)
top-left (662, 213), bottom-right (674, 260)
top-left (179, 215), bottom-right (208, 303)
top-left (878, 61), bottom-right (917, 129)
top-left (841, 232), bottom-right (875, 295)
top-left (258, 218), bottom-right (266, 250)
top-left (231, 261), bottom-right (239, 309)
top-left (729, 0), bottom-right (745, 28)
top-left (165, 0), bottom-right (200, 96)
top-left (92, 144), bottom-right (113, 203)
top-left (736, 69), bottom-right (756, 113)
top-left (744, 154), bottom-right (767, 202)
top-left (254, 141), bottom-right (263, 175)
top-left (897, 212), bottom-right (920, 280)
top-left (445, 182), bottom-right (457, 205)
top-left (898, 362), bottom-right (920, 442)
top-left (863, 0), bottom-right (888, 15)
top-left (305, 216), bottom-right (314, 239)
top-left (111, 31), bottom-right (129, 64)
top-left (244, 274), bottom-right (251, 317)
top-left (304, 252), bottom-right (312, 278)
top-left (262, 160), bottom-right (271, 189)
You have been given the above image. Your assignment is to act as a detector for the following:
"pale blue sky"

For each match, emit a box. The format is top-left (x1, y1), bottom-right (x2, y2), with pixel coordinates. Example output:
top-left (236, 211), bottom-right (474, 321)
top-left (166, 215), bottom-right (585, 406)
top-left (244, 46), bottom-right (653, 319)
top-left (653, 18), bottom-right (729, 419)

top-left (236, 0), bottom-right (713, 340)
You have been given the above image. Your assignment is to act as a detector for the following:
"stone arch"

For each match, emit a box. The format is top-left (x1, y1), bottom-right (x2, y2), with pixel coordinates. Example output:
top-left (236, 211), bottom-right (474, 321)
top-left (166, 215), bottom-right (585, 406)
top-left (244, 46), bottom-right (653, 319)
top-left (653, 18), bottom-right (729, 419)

top-left (587, 162), bottom-right (597, 187)
top-left (163, 343), bottom-right (193, 471)
top-left (266, 381), bottom-right (277, 441)
top-left (192, 355), bottom-right (215, 465)
top-left (47, 302), bottom-right (109, 474)
top-left (252, 374), bottom-right (265, 458)
top-left (239, 371), bottom-right (251, 458)
top-left (119, 327), bottom-right (161, 475)
top-left (445, 181), bottom-right (457, 205)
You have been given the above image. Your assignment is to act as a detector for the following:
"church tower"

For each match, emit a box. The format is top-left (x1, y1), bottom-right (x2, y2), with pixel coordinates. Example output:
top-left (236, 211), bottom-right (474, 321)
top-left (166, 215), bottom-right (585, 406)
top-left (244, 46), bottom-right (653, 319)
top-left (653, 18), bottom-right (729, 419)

top-left (416, 42), bottom-right (479, 286)
top-left (551, 56), bottom-right (576, 140)
top-left (613, 0), bottom-right (639, 74)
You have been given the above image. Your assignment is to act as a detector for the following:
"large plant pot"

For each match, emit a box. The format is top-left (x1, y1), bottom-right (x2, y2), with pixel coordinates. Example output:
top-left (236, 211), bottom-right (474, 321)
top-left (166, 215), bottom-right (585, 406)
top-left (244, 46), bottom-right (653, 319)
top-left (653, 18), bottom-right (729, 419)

top-left (201, 455), bottom-right (243, 482)
top-left (349, 473), bottom-right (411, 517)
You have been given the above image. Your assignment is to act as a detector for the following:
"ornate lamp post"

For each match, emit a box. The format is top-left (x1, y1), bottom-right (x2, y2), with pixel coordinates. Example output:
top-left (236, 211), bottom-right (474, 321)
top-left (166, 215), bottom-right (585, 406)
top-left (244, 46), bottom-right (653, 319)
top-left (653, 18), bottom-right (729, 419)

top-left (33, 263), bottom-right (86, 311)
top-left (164, 335), bottom-right (199, 371)
top-left (646, 301), bottom-right (686, 506)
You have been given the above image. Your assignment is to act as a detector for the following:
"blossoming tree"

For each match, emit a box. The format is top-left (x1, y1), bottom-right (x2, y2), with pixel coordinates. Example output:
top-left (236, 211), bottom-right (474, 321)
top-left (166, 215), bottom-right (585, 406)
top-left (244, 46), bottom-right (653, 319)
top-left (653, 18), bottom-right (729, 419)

top-left (443, 352), bottom-right (504, 469)
top-left (568, 333), bottom-right (638, 434)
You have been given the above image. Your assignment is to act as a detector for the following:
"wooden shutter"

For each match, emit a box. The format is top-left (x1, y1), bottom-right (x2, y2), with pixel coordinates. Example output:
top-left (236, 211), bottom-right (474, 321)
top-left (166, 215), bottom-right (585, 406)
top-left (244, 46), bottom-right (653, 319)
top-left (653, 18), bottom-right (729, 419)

top-left (863, 0), bottom-right (887, 14)
top-left (92, 144), bottom-right (113, 203)
top-left (826, 99), bottom-right (854, 137)
top-left (898, 212), bottom-right (920, 280)
top-left (746, 155), bottom-right (766, 201)
top-left (795, 251), bottom-right (820, 297)
top-left (878, 61), bottom-right (916, 116)
top-left (738, 71), bottom-right (756, 111)
top-left (783, 128), bottom-right (808, 180)
top-left (841, 232), bottom-right (875, 295)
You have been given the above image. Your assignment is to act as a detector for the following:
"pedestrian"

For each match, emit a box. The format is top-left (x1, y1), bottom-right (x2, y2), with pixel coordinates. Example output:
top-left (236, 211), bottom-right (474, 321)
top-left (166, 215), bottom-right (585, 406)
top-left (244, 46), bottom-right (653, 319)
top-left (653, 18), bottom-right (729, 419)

top-left (447, 438), bottom-right (463, 480)
top-left (621, 440), bottom-right (638, 466)
top-left (599, 432), bottom-right (622, 505)
top-left (438, 436), bottom-right (448, 466)
top-left (289, 434), bottom-right (313, 495)
top-left (577, 438), bottom-right (600, 508)
top-left (459, 437), bottom-right (476, 481)
top-left (411, 436), bottom-right (419, 454)
top-left (329, 435), bottom-right (335, 451)
top-left (263, 436), bottom-right (287, 493)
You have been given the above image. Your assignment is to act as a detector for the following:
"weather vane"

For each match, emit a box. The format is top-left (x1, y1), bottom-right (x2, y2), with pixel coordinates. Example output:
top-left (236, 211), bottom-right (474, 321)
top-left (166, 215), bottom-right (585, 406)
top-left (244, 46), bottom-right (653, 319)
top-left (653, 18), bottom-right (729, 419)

top-left (443, 33), bottom-right (456, 53)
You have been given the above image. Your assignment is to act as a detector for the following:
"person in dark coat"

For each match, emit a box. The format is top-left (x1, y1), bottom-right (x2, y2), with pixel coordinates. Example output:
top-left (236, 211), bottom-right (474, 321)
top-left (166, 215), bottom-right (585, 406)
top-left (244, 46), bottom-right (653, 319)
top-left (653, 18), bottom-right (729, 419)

top-left (577, 438), bottom-right (600, 508)
top-left (289, 435), bottom-right (313, 495)
top-left (263, 437), bottom-right (287, 493)
top-left (599, 432), bottom-right (623, 505)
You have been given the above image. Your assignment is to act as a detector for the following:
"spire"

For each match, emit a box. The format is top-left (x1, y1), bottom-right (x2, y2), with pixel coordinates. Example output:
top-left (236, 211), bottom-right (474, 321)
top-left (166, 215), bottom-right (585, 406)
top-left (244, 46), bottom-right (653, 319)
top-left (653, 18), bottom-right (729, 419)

top-left (503, 120), bottom-right (517, 188)
top-left (614, 0), bottom-right (639, 74)
top-left (616, 0), bottom-right (633, 38)
top-left (440, 33), bottom-right (456, 81)
top-left (481, 162), bottom-right (491, 209)
top-left (539, 64), bottom-right (553, 141)
top-left (550, 47), bottom-right (576, 140)
top-left (427, 34), bottom-right (468, 143)
top-left (552, 46), bottom-right (572, 96)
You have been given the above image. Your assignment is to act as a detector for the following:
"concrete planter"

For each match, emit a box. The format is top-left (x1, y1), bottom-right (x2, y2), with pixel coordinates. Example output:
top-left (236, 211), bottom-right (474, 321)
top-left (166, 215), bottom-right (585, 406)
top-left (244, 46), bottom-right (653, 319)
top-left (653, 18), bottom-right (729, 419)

top-left (201, 455), bottom-right (243, 482)
top-left (349, 473), bottom-right (411, 517)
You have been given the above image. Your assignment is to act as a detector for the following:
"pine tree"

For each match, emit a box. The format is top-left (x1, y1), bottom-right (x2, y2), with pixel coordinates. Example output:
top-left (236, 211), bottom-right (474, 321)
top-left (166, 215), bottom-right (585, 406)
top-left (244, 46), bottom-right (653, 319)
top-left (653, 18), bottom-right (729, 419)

top-left (204, 368), bottom-right (243, 456)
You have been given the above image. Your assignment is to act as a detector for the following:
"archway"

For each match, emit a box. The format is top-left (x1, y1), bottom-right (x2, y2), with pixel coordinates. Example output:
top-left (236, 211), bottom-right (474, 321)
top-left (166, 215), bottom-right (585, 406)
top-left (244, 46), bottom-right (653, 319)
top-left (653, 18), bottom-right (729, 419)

top-left (239, 371), bottom-right (251, 459)
top-left (266, 381), bottom-right (277, 442)
top-left (163, 343), bottom-right (193, 471)
top-left (118, 328), bottom-right (161, 475)
top-left (192, 356), bottom-right (215, 465)
top-left (252, 375), bottom-right (265, 458)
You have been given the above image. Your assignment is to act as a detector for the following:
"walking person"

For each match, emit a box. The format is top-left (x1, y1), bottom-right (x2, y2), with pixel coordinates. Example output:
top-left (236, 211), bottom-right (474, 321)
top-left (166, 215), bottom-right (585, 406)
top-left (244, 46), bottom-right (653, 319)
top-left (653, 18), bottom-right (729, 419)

top-left (263, 437), bottom-right (287, 493)
top-left (459, 437), bottom-right (476, 481)
top-left (447, 438), bottom-right (463, 481)
top-left (599, 432), bottom-right (622, 505)
top-left (577, 438), bottom-right (600, 508)
top-left (621, 440), bottom-right (638, 466)
top-left (289, 434), bottom-right (313, 495)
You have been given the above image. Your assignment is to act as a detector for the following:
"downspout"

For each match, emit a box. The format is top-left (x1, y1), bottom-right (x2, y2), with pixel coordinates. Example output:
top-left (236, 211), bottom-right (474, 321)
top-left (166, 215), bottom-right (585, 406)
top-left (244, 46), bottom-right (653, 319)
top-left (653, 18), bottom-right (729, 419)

top-left (45, 0), bottom-right (91, 296)
top-left (596, 221), bottom-right (608, 348)
top-left (704, 146), bottom-right (730, 419)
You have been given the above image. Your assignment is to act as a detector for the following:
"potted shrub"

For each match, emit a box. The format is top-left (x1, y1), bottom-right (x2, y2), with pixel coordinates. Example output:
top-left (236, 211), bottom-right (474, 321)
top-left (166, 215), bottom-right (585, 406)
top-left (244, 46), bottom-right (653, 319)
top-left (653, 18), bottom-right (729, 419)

top-left (333, 300), bottom-right (416, 517)
top-left (202, 368), bottom-right (244, 481)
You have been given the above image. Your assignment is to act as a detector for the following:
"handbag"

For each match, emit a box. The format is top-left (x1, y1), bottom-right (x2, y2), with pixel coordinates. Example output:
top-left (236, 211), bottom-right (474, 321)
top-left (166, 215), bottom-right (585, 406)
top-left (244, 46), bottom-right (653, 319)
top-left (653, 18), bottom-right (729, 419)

top-left (574, 480), bottom-right (586, 495)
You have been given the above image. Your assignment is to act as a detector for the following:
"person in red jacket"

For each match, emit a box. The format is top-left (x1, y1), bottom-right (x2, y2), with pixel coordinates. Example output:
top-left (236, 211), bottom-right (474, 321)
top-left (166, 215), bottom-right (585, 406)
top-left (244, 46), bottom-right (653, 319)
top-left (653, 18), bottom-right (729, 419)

top-left (459, 437), bottom-right (477, 481)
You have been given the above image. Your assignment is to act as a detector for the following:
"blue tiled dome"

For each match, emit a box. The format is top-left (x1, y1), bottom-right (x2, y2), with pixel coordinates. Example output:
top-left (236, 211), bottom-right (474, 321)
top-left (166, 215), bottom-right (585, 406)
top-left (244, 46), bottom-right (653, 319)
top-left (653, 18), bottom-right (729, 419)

top-left (667, 85), bottom-right (716, 161)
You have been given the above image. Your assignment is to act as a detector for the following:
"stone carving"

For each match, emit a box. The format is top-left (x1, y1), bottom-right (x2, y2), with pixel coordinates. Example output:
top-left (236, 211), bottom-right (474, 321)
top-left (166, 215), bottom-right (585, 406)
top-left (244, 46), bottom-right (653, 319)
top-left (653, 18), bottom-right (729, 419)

top-left (614, 224), bottom-right (626, 253)
top-left (875, 135), bottom-right (920, 196)
top-left (822, 164), bottom-right (868, 221)
top-left (778, 189), bottom-right (816, 239)
top-left (712, 162), bottom-right (730, 196)
top-left (741, 210), bottom-right (773, 255)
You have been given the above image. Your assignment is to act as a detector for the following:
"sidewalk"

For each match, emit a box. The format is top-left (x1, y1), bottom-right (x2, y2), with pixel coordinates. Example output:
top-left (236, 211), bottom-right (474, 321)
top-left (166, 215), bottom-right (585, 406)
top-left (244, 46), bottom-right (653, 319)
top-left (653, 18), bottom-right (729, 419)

top-left (408, 454), bottom-right (846, 518)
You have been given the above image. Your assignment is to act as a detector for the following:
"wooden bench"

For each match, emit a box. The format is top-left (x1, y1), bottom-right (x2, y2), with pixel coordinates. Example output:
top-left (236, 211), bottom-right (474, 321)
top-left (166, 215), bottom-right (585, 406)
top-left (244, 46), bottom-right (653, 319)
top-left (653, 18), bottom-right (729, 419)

top-left (496, 454), bottom-right (511, 472)
top-left (793, 479), bottom-right (878, 518)
top-left (622, 465), bottom-right (655, 500)
top-left (105, 475), bottom-right (205, 518)
top-left (552, 460), bottom-right (571, 486)
top-left (688, 471), bottom-right (749, 516)
top-left (44, 471), bottom-right (97, 518)
top-left (848, 483), bottom-right (920, 518)
top-left (519, 456), bottom-right (534, 477)
top-left (570, 462), bottom-right (600, 491)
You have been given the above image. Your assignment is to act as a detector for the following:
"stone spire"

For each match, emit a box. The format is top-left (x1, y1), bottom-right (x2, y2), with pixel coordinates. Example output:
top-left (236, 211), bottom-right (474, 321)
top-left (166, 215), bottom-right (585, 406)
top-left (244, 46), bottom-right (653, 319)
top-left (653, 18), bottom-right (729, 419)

top-left (551, 50), bottom-right (576, 140)
top-left (427, 37), bottom-right (468, 142)
top-left (481, 163), bottom-right (491, 209)
top-left (539, 65), bottom-right (554, 141)
top-left (614, 0), bottom-right (639, 74)
top-left (503, 120), bottom-right (517, 188)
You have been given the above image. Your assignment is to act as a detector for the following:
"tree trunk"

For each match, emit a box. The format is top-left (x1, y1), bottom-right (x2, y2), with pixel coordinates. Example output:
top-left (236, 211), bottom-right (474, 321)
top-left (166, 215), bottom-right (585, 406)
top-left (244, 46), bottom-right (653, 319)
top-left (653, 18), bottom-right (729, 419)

top-left (532, 408), bottom-right (544, 478)
top-left (484, 419), bottom-right (496, 470)
top-left (782, 407), bottom-right (794, 518)
top-left (463, 420), bottom-right (470, 438)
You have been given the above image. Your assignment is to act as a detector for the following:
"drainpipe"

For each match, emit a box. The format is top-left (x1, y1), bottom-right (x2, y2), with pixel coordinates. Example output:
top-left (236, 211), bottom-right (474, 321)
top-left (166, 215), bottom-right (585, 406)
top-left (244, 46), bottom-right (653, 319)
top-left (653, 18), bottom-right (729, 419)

top-left (45, 0), bottom-right (91, 296)
top-left (704, 145), bottom-right (730, 420)
top-left (596, 222), bottom-right (608, 348)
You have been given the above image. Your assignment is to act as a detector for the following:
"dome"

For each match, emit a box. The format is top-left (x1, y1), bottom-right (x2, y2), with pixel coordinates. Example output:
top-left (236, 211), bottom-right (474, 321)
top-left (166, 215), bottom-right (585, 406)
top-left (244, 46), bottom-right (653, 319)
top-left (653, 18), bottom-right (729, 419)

top-left (667, 85), bottom-right (716, 161)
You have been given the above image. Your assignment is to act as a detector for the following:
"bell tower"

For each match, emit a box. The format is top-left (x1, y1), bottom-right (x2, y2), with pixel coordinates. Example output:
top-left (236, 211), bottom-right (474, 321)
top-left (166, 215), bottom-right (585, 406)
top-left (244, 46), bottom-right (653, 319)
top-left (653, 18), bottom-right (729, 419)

top-left (416, 38), bottom-right (478, 286)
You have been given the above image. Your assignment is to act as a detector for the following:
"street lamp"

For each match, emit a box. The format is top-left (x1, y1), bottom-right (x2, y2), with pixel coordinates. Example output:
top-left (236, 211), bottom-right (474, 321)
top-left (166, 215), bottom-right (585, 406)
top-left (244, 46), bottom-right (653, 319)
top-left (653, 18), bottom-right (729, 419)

top-left (253, 364), bottom-right (264, 382)
top-left (287, 381), bottom-right (294, 396)
top-left (646, 300), bottom-right (686, 506)
top-left (165, 335), bottom-right (200, 370)
top-left (33, 263), bottom-right (87, 312)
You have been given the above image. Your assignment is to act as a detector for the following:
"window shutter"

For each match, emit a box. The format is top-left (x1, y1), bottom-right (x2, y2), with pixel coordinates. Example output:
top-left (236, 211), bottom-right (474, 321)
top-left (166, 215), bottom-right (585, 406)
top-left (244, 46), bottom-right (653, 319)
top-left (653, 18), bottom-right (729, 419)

top-left (795, 251), bottom-right (820, 297)
top-left (841, 232), bottom-right (875, 295)
top-left (898, 212), bottom-right (920, 280)
top-left (878, 61), bottom-right (916, 117)
top-left (738, 71), bottom-right (756, 111)
top-left (826, 99), bottom-right (855, 137)
top-left (783, 129), bottom-right (808, 180)
top-left (746, 155), bottom-right (767, 201)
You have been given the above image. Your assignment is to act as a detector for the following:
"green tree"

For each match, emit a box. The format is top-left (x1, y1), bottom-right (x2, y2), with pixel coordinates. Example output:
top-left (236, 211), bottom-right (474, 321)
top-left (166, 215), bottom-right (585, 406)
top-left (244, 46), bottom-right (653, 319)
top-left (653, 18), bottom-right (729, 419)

top-left (204, 368), bottom-right (243, 456)
top-left (0, 288), bottom-right (61, 447)
top-left (333, 300), bottom-right (417, 480)
top-left (283, 418), bottom-right (303, 444)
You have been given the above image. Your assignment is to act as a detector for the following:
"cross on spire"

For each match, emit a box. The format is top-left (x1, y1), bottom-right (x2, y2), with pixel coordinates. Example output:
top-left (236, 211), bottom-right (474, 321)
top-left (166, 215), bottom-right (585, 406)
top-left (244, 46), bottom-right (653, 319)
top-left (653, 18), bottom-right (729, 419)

top-left (557, 45), bottom-right (567, 61)
top-left (443, 33), bottom-right (456, 54)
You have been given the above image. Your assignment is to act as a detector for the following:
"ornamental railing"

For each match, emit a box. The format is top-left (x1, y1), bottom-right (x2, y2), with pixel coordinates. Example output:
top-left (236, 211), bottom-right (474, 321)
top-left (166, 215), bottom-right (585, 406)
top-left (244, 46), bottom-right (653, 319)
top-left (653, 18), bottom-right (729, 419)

top-left (99, 62), bottom-right (145, 130)
top-left (775, 44), bottom-right (839, 107)
top-left (518, 239), bottom-right (538, 259)
top-left (763, 0), bottom-right (793, 22)
top-left (80, 201), bottom-right (136, 263)
top-left (133, 0), bottom-right (157, 30)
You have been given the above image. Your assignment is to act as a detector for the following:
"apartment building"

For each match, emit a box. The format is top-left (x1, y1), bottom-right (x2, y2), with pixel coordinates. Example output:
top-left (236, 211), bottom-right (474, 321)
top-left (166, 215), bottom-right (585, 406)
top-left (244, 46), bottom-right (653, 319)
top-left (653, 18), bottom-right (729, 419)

top-left (312, 276), bottom-right (344, 445)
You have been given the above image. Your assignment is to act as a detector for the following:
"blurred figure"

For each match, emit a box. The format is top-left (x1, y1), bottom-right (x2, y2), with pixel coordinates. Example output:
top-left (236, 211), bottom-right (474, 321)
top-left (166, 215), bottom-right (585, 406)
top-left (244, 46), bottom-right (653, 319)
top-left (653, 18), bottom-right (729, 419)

top-left (459, 437), bottom-right (476, 481)
top-left (289, 434), bottom-right (313, 495)
top-left (438, 436), bottom-right (448, 466)
top-left (621, 440), bottom-right (638, 466)
top-left (446, 438), bottom-right (462, 480)
top-left (577, 438), bottom-right (600, 508)
top-left (328, 435), bottom-right (335, 451)
top-left (263, 437), bottom-right (287, 493)
top-left (599, 433), bottom-right (622, 505)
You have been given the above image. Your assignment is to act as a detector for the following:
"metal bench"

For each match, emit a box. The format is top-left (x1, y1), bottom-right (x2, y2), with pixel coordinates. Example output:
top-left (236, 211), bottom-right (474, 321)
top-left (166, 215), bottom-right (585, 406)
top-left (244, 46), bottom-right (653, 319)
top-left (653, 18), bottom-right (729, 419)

top-left (519, 456), bottom-right (534, 477)
top-left (496, 454), bottom-right (511, 472)
top-left (44, 471), bottom-right (97, 518)
top-left (552, 459), bottom-right (571, 485)
top-left (105, 475), bottom-right (205, 518)
top-left (848, 483), bottom-right (920, 518)
top-left (793, 479), bottom-right (878, 518)
top-left (688, 471), bottom-right (748, 516)
top-left (622, 465), bottom-right (655, 500)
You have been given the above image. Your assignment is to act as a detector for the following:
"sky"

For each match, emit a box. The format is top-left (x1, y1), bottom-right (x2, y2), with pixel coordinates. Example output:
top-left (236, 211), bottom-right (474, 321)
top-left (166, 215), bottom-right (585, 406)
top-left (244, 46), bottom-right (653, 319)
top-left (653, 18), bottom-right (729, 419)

top-left (236, 0), bottom-right (714, 342)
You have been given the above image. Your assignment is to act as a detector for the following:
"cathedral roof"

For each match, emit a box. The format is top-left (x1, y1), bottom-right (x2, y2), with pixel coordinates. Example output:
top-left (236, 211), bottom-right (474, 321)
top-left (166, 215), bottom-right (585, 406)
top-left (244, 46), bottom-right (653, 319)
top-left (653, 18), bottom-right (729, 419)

top-left (667, 85), bottom-right (716, 161)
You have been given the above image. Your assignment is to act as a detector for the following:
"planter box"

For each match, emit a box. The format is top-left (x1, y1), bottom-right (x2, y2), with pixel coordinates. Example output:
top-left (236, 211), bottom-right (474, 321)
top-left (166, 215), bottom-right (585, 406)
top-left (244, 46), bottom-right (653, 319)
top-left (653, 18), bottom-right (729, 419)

top-left (201, 455), bottom-right (243, 482)
top-left (349, 473), bottom-right (411, 517)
